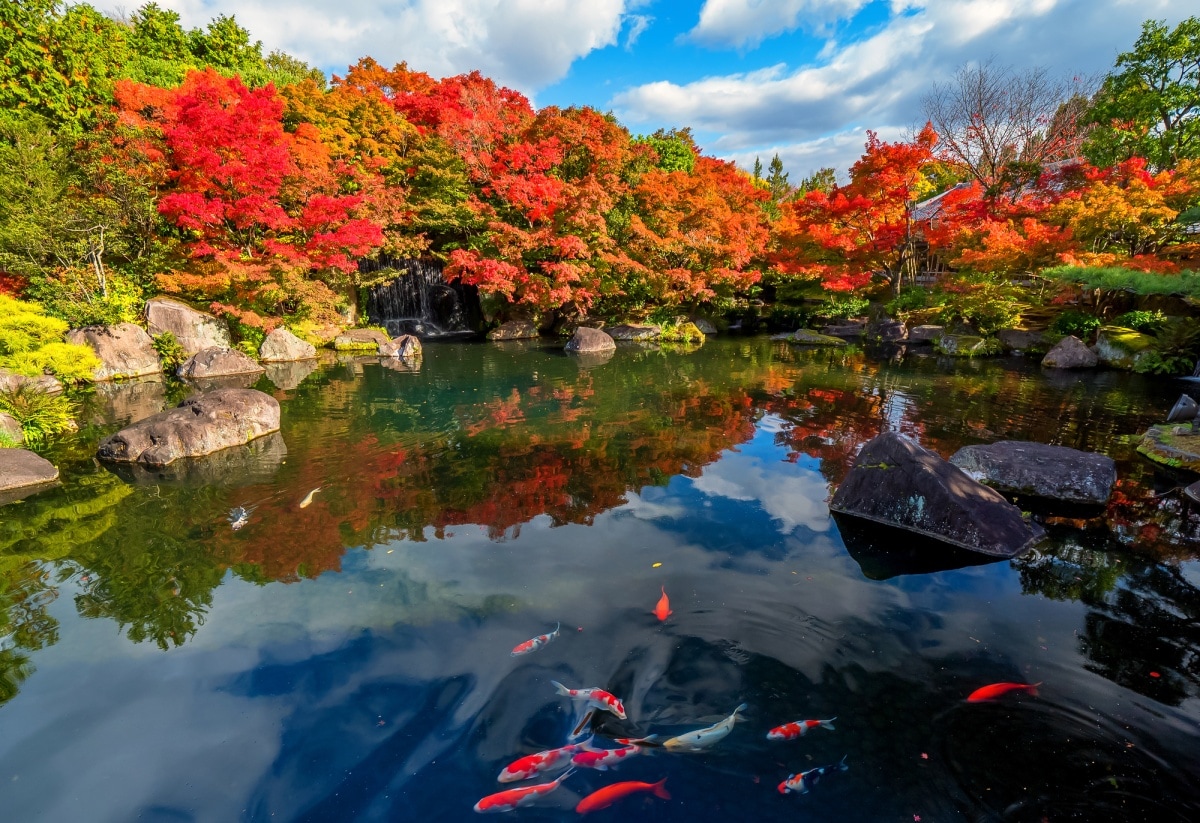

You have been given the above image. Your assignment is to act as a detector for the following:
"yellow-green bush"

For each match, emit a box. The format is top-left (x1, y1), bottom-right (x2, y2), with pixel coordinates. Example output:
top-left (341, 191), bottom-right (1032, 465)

top-left (0, 296), bottom-right (100, 382)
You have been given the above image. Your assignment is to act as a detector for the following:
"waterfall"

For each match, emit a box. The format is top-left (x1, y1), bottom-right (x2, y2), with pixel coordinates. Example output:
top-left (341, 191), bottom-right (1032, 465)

top-left (362, 258), bottom-right (479, 338)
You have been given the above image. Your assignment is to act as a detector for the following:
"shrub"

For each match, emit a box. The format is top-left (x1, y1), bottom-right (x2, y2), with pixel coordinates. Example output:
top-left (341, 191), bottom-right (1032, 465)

top-left (1134, 318), bottom-right (1200, 376)
top-left (152, 332), bottom-right (188, 374)
top-left (1113, 309), bottom-right (1166, 334)
top-left (1042, 266), bottom-right (1200, 299)
top-left (0, 385), bottom-right (76, 447)
top-left (0, 295), bottom-right (101, 381)
top-left (810, 295), bottom-right (869, 323)
top-left (1050, 310), bottom-right (1102, 340)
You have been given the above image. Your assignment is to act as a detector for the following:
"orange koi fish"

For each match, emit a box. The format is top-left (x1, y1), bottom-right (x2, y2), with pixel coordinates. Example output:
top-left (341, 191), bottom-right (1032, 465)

top-left (474, 768), bottom-right (574, 813)
top-left (576, 778), bottom-right (670, 814)
top-left (551, 680), bottom-right (626, 719)
top-left (654, 586), bottom-right (672, 622)
top-left (767, 717), bottom-right (836, 740)
top-left (571, 743), bottom-right (642, 771)
top-left (778, 755), bottom-right (848, 795)
top-left (967, 682), bottom-right (1040, 703)
top-left (511, 623), bottom-right (560, 657)
top-left (497, 741), bottom-right (586, 783)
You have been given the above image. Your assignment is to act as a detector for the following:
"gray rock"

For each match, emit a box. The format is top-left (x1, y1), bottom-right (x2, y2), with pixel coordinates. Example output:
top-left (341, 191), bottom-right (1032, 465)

top-left (829, 432), bottom-right (1044, 558)
top-left (1041, 335), bottom-right (1098, 369)
top-left (66, 323), bottom-right (162, 381)
top-left (259, 327), bottom-right (316, 362)
top-left (333, 328), bottom-right (390, 351)
top-left (0, 412), bottom-right (23, 445)
top-left (997, 329), bottom-right (1050, 354)
top-left (108, 431), bottom-right (287, 486)
top-left (0, 368), bottom-right (63, 395)
top-left (1093, 326), bottom-right (1155, 370)
top-left (690, 317), bottom-right (718, 335)
top-left (97, 388), bottom-right (281, 467)
top-left (868, 318), bottom-right (908, 342)
top-left (908, 325), bottom-right (944, 344)
top-left (564, 326), bottom-right (616, 354)
top-left (177, 347), bottom-right (264, 380)
top-left (0, 448), bottom-right (59, 502)
top-left (791, 329), bottom-right (848, 346)
top-left (608, 324), bottom-right (662, 341)
top-left (487, 320), bottom-right (540, 341)
top-left (145, 297), bottom-right (231, 356)
top-left (379, 334), bottom-right (422, 359)
top-left (935, 333), bottom-right (999, 357)
top-left (822, 320), bottom-right (866, 338)
top-left (949, 441), bottom-right (1117, 506)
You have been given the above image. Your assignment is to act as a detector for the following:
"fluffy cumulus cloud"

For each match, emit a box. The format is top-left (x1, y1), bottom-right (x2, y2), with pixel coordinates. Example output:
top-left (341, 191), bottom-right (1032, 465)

top-left (686, 0), bottom-right (872, 48)
top-left (165, 0), bottom-right (631, 93)
top-left (616, 0), bottom-right (1184, 176)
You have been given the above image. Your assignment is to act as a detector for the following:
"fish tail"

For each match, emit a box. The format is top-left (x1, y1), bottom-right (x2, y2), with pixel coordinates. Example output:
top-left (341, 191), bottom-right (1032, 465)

top-left (551, 680), bottom-right (571, 696)
top-left (733, 702), bottom-right (749, 721)
top-left (652, 778), bottom-right (671, 800)
top-left (824, 717), bottom-right (836, 730)
top-left (1029, 682), bottom-right (1042, 695)
top-left (556, 767), bottom-right (576, 784)
top-left (838, 754), bottom-right (849, 771)
top-left (553, 622), bottom-right (560, 634)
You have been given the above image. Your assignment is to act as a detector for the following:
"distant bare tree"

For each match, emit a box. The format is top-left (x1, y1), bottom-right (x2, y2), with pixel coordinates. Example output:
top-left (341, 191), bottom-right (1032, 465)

top-left (923, 60), bottom-right (1095, 197)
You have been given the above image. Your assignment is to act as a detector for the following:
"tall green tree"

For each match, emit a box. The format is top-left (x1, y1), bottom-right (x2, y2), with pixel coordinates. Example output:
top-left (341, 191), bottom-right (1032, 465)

top-left (1085, 16), bottom-right (1200, 169)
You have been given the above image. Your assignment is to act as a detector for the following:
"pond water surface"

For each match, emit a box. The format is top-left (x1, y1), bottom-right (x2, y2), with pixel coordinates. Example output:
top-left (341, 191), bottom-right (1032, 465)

top-left (1, 338), bottom-right (1199, 822)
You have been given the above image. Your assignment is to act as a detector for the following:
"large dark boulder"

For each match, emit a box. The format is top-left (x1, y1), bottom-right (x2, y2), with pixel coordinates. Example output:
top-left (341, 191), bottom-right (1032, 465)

top-left (829, 432), bottom-right (1044, 558)
top-left (868, 318), bottom-right (907, 343)
top-left (177, 347), bottom-right (264, 380)
top-left (145, 297), bottom-right (231, 356)
top-left (564, 326), bottom-right (616, 354)
top-left (949, 441), bottom-right (1117, 506)
top-left (97, 388), bottom-right (280, 467)
top-left (1041, 335), bottom-right (1098, 369)
top-left (259, 327), bottom-right (316, 362)
top-left (487, 320), bottom-right (540, 341)
top-left (66, 323), bottom-right (162, 381)
top-left (0, 448), bottom-right (59, 505)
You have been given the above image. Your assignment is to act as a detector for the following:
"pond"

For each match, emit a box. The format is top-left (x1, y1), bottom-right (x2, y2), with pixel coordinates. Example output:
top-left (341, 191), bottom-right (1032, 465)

top-left (1, 337), bottom-right (1199, 822)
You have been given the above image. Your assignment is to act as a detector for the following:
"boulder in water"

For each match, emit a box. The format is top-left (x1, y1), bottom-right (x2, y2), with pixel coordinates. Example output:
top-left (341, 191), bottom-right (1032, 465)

top-left (0, 448), bottom-right (59, 504)
top-left (908, 325), bottom-right (944, 344)
top-left (177, 347), bottom-right (264, 380)
top-left (0, 368), bottom-right (63, 395)
top-left (829, 432), bottom-right (1044, 558)
top-left (333, 328), bottom-right (389, 351)
top-left (97, 388), bottom-right (280, 467)
top-left (66, 323), bottom-right (162, 381)
top-left (145, 297), bottom-right (231, 356)
top-left (608, 324), bottom-right (661, 341)
top-left (565, 326), bottom-right (616, 354)
top-left (1041, 335), bottom-right (1098, 369)
top-left (487, 320), bottom-right (540, 340)
top-left (1094, 326), bottom-right (1154, 370)
top-left (790, 329), bottom-right (848, 347)
top-left (259, 327), bottom-right (316, 362)
top-left (380, 334), bottom-right (422, 358)
top-left (949, 441), bottom-right (1117, 506)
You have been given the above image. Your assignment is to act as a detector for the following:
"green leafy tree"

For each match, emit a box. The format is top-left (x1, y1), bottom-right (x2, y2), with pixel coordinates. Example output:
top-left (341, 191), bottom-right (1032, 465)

top-left (1085, 16), bottom-right (1200, 169)
top-left (634, 128), bottom-right (698, 174)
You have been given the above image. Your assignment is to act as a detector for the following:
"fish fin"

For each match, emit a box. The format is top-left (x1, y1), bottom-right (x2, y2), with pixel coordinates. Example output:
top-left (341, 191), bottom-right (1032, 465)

top-left (594, 764), bottom-right (608, 771)
top-left (552, 621), bottom-right (560, 635)
top-left (839, 754), bottom-right (849, 771)
top-left (556, 767), bottom-right (576, 784)
top-left (733, 702), bottom-right (749, 720)
top-left (1030, 682), bottom-right (1042, 695)
top-left (824, 718), bottom-right (836, 730)
top-left (551, 680), bottom-right (570, 696)
top-left (627, 734), bottom-right (663, 748)
top-left (652, 778), bottom-right (671, 800)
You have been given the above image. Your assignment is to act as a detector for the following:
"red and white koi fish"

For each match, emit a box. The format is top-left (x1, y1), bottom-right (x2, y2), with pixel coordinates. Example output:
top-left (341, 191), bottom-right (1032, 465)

top-left (662, 703), bottom-right (747, 752)
top-left (511, 623), bottom-right (560, 657)
top-left (497, 741), bottom-right (587, 782)
top-left (551, 680), bottom-right (627, 719)
top-left (576, 778), bottom-right (670, 814)
top-left (474, 768), bottom-right (574, 813)
top-left (766, 717), bottom-right (836, 740)
top-left (571, 743), bottom-right (642, 771)
top-left (654, 586), bottom-right (672, 621)
top-left (778, 755), bottom-right (849, 795)
top-left (967, 682), bottom-right (1040, 703)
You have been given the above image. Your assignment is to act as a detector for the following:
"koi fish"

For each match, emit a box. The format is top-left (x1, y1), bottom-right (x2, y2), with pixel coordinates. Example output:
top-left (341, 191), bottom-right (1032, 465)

top-left (654, 586), bottom-right (672, 621)
top-left (766, 717), bottom-right (836, 740)
top-left (967, 682), bottom-right (1040, 703)
top-left (551, 681), bottom-right (626, 719)
top-left (498, 741), bottom-right (586, 782)
top-left (299, 487), bottom-right (321, 508)
top-left (662, 703), bottom-right (747, 752)
top-left (474, 768), bottom-right (574, 813)
top-left (571, 743), bottom-right (642, 771)
top-left (228, 506), bottom-right (253, 531)
top-left (511, 623), bottom-right (560, 657)
top-left (576, 778), bottom-right (670, 814)
top-left (778, 755), bottom-right (849, 795)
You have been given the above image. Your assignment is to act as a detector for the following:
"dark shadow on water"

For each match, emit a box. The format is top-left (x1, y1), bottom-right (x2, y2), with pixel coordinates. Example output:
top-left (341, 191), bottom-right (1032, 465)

top-left (833, 514), bottom-right (1005, 579)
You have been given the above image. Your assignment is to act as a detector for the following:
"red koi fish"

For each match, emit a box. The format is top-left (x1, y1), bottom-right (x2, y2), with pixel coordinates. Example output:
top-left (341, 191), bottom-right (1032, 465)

top-left (967, 682), bottom-right (1040, 703)
top-left (654, 587), bottom-right (672, 622)
top-left (778, 755), bottom-right (848, 795)
top-left (474, 768), bottom-right (574, 813)
top-left (767, 717), bottom-right (836, 740)
top-left (576, 778), bottom-right (670, 814)
top-left (551, 680), bottom-right (627, 719)
top-left (511, 623), bottom-right (560, 657)
top-left (498, 741), bottom-right (586, 783)
top-left (571, 743), bottom-right (642, 771)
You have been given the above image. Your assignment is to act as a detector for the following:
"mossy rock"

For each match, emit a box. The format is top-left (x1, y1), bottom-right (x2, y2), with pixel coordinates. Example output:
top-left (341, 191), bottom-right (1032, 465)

top-left (934, 334), bottom-right (1001, 357)
top-left (790, 329), bottom-right (848, 347)
top-left (660, 322), bottom-right (705, 344)
top-left (1094, 326), bottom-right (1154, 370)
top-left (1136, 424), bottom-right (1200, 472)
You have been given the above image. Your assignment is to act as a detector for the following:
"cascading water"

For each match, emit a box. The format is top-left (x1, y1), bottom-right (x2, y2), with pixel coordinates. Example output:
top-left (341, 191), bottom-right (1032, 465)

top-left (362, 258), bottom-right (480, 338)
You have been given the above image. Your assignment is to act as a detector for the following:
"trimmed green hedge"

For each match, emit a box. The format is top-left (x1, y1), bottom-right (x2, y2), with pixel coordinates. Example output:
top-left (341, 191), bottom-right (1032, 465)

top-left (1041, 266), bottom-right (1200, 299)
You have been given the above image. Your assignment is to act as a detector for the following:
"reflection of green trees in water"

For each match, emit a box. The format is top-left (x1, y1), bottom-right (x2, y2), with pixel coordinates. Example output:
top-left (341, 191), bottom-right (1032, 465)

top-left (0, 562), bottom-right (59, 706)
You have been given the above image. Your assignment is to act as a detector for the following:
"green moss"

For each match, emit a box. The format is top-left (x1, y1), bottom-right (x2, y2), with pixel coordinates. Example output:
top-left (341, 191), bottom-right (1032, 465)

top-left (934, 334), bottom-right (1001, 357)
top-left (658, 322), bottom-right (705, 344)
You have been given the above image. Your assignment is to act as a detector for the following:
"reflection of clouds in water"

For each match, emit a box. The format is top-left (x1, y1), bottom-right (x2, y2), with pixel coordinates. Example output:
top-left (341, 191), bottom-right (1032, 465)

top-left (691, 451), bottom-right (832, 534)
top-left (615, 490), bottom-right (688, 521)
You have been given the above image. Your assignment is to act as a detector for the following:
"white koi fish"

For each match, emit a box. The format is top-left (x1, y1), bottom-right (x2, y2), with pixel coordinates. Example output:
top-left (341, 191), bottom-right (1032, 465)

top-left (299, 487), bottom-right (321, 508)
top-left (662, 703), bottom-right (747, 752)
top-left (551, 681), bottom-right (627, 719)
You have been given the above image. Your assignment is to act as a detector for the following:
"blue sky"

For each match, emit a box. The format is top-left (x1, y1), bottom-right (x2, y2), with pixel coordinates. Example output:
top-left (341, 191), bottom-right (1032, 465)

top-left (165, 0), bottom-right (1196, 178)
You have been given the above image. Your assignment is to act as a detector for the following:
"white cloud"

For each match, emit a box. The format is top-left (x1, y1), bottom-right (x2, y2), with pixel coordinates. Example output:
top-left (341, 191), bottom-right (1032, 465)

top-left (163, 0), bottom-right (632, 93)
top-left (687, 0), bottom-right (872, 49)
top-left (625, 14), bottom-right (653, 50)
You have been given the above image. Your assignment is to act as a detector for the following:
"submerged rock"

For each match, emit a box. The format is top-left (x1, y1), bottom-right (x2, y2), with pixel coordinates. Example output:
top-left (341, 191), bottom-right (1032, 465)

top-left (145, 296), bottom-right (231, 356)
top-left (487, 320), bottom-right (540, 341)
top-left (829, 432), bottom-right (1044, 558)
top-left (564, 326), bottom-right (616, 354)
top-left (333, 328), bottom-right (389, 351)
top-left (1041, 335), bottom-right (1097, 369)
top-left (177, 347), bottom-right (264, 380)
top-left (259, 327), bottom-right (316, 362)
top-left (949, 441), bottom-right (1117, 506)
top-left (0, 448), bottom-right (59, 504)
top-left (97, 388), bottom-right (280, 467)
top-left (791, 329), bottom-right (849, 347)
top-left (66, 323), bottom-right (162, 381)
